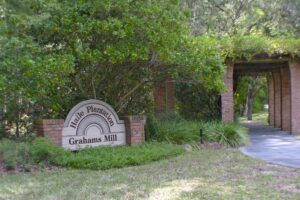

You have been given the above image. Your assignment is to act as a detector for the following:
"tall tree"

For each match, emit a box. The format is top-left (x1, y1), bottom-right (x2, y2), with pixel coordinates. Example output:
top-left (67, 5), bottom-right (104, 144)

top-left (243, 76), bottom-right (266, 120)
top-left (0, 0), bottom-right (225, 136)
top-left (182, 0), bottom-right (300, 37)
top-left (182, 0), bottom-right (300, 121)
top-left (0, 0), bottom-right (75, 137)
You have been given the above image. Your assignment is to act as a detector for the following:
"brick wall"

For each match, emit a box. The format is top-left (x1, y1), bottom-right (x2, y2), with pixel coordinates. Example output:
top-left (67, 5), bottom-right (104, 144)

top-left (35, 116), bottom-right (146, 147)
top-left (289, 60), bottom-right (300, 134)
top-left (154, 79), bottom-right (175, 114)
top-left (280, 66), bottom-right (291, 132)
top-left (273, 71), bottom-right (282, 128)
top-left (165, 79), bottom-right (175, 112)
top-left (122, 115), bottom-right (146, 146)
top-left (35, 119), bottom-right (64, 146)
top-left (221, 62), bottom-right (234, 122)
top-left (154, 81), bottom-right (166, 114)
top-left (267, 74), bottom-right (275, 127)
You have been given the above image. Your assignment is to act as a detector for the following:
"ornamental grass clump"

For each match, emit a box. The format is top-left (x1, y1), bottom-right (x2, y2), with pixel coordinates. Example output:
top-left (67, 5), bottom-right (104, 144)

top-left (200, 121), bottom-right (249, 147)
top-left (151, 113), bottom-right (249, 147)
top-left (156, 120), bottom-right (201, 144)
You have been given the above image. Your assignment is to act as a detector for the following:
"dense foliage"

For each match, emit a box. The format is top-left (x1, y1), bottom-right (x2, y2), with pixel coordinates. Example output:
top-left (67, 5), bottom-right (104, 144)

top-left (1, 0), bottom-right (300, 137)
top-left (178, 0), bottom-right (300, 121)
top-left (220, 36), bottom-right (300, 60)
top-left (176, 82), bottom-right (221, 121)
top-left (156, 120), bottom-right (248, 147)
top-left (58, 142), bottom-right (184, 170)
top-left (183, 0), bottom-right (300, 37)
top-left (0, 138), bottom-right (184, 171)
top-left (0, 0), bottom-right (226, 137)
top-left (179, 0), bottom-right (300, 120)
top-left (176, 35), bottom-right (300, 121)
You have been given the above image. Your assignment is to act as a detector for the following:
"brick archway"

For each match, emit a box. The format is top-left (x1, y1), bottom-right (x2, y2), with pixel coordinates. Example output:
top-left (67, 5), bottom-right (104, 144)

top-left (221, 59), bottom-right (300, 134)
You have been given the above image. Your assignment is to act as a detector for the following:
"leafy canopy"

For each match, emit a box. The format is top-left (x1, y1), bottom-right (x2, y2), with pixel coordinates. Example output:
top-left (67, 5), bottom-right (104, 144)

top-left (0, 0), bottom-right (226, 136)
top-left (219, 35), bottom-right (300, 60)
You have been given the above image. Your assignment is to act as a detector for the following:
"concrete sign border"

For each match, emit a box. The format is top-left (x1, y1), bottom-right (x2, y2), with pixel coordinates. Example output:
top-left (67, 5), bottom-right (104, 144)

top-left (62, 99), bottom-right (126, 150)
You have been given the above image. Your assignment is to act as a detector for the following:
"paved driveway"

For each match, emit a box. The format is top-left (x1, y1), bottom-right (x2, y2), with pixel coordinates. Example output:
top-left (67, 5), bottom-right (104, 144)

top-left (240, 122), bottom-right (300, 168)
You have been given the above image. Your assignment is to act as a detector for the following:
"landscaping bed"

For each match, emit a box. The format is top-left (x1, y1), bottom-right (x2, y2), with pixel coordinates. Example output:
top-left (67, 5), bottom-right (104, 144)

top-left (146, 113), bottom-right (249, 147)
top-left (0, 138), bottom-right (184, 173)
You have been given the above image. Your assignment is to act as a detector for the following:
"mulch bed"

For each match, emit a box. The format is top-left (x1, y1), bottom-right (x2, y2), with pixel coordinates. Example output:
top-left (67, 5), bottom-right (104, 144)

top-left (198, 142), bottom-right (224, 149)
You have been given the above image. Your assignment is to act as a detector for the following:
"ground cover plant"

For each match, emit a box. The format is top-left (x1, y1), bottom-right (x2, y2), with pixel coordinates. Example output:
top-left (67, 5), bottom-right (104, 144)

top-left (55, 142), bottom-right (184, 170)
top-left (1, 149), bottom-right (300, 200)
top-left (0, 138), bottom-right (184, 172)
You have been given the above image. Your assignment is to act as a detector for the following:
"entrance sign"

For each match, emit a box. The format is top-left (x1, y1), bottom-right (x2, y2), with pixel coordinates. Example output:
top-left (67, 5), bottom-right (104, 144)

top-left (62, 99), bottom-right (126, 150)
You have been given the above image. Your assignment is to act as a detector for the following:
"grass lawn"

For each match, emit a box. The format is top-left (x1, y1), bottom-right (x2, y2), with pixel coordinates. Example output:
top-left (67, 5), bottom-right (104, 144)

top-left (240, 111), bottom-right (268, 125)
top-left (1, 149), bottom-right (300, 200)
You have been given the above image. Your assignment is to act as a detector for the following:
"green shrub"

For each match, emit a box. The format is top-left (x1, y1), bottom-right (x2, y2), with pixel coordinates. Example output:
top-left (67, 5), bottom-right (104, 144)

top-left (0, 138), bottom-right (65, 171)
top-left (176, 82), bottom-right (221, 121)
top-left (0, 138), bottom-right (184, 171)
top-left (156, 120), bottom-right (200, 144)
top-left (53, 143), bottom-right (184, 170)
top-left (29, 137), bottom-right (64, 163)
top-left (0, 124), bottom-right (7, 139)
top-left (145, 113), bottom-right (159, 141)
top-left (200, 121), bottom-right (249, 147)
top-left (0, 139), bottom-right (18, 170)
top-left (156, 112), bottom-right (184, 122)
top-left (17, 142), bottom-right (32, 171)
top-left (154, 117), bottom-right (249, 147)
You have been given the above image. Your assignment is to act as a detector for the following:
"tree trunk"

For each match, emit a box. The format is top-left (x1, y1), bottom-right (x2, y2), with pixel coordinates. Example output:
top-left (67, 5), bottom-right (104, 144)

top-left (240, 76), bottom-right (266, 121)
top-left (15, 121), bottom-right (20, 138)
top-left (244, 95), bottom-right (248, 117)
top-left (247, 95), bottom-right (254, 120)
top-left (244, 79), bottom-right (260, 120)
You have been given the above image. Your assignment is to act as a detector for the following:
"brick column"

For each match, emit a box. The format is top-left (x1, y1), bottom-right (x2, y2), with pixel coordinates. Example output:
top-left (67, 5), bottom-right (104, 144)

top-left (35, 119), bottom-right (64, 146)
top-left (267, 74), bottom-right (275, 127)
top-left (289, 60), bottom-right (300, 134)
top-left (280, 66), bottom-right (291, 132)
top-left (154, 79), bottom-right (175, 114)
top-left (165, 79), bottom-right (175, 112)
top-left (221, 62), bottom-right (234, 122)
top-left (154, 81), bottom-right (166, 114)
top-left (122, 115), bottom-right (146, 146)
top-left (273, 71), bottom-right (282, 128)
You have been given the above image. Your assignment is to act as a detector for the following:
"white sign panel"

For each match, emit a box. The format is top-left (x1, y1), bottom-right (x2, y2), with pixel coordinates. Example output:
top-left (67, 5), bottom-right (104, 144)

top-left (62, 99), bottom-right (126, 150)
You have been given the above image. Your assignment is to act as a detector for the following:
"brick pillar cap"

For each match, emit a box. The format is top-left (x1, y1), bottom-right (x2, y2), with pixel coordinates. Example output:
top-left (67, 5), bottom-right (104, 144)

top-left (35, 119), bottom-right (65, 125)
top-left (121, 115), bottom-right (147, 125)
